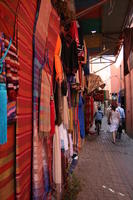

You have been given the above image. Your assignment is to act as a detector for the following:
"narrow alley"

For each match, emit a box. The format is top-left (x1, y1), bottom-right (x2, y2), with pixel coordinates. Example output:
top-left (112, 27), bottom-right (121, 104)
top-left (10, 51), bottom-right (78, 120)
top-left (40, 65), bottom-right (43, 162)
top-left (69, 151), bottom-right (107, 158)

top-left (75, 117), bottom-right (133, 200)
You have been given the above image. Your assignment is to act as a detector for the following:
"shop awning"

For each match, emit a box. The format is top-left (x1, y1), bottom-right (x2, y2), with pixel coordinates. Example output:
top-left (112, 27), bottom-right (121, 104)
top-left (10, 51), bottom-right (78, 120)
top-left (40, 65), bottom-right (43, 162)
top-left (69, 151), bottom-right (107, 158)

top-left (74, 0), bottom-right (131, 57)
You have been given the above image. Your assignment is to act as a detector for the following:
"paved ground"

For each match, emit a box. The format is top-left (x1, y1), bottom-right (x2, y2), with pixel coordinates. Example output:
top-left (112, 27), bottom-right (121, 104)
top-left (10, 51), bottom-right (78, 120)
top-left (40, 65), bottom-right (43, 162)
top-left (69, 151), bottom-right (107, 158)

top-left (75, 117), bottom-right (133, 200)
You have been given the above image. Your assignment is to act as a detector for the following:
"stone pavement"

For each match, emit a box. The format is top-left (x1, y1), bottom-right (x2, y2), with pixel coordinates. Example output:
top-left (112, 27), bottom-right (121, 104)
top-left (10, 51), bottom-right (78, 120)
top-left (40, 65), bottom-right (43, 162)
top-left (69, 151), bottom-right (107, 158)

top-left (75, 117), bottom-right (133, 200)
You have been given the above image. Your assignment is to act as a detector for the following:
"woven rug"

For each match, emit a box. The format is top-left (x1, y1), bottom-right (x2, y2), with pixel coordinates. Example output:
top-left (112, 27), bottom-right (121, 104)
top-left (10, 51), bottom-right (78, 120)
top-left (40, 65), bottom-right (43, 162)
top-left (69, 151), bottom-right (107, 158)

top-left (16, 1), bottom-right (37, 199)
top-left (32, 0), bottom-right (52, 199)
top-left (0, 124), bottom-right (15, 200)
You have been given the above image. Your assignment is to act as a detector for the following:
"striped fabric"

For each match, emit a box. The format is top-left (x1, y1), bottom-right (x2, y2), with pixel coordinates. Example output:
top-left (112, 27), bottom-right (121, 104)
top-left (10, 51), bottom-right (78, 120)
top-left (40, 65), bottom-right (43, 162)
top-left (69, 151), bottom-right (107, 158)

top-left (39, 69), bottom-right (51, 138)
top-left (0, 1), bottom-right (19, 38)
top-left (0, 124), bottom-right (15, 200)
top-left (16, 1), bottom-right (37, 199)
top-left (7, 101), bottom-right (16, 123)
top-left (33, 2), bottom-right (60, 199)
top-left (32, 0), bottom-right (52, 199)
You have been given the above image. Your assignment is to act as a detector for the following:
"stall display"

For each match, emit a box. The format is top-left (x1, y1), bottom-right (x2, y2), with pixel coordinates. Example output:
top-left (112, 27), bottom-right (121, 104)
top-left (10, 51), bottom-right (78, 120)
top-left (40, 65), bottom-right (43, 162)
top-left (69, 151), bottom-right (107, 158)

top-left (0, 1), bottom-right (92, 199)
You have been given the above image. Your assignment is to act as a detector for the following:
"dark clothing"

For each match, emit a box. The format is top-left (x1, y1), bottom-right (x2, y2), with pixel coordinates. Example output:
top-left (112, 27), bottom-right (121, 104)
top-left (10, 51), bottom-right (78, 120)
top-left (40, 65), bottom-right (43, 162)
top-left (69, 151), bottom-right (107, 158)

top-left (95, 110), bottom-right (103, 121)
top-left (117, 118), bottom-right (125, 139)
top-left (95, 119), bottom-right (102, 125)
top-left (61, 33), bottom-right (79, 76)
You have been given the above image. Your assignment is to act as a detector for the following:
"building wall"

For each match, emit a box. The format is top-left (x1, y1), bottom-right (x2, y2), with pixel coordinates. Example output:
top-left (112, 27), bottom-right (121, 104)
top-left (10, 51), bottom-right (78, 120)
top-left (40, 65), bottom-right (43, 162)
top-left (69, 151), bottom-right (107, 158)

top-left (125, 68), bottom-right (133, 137)
top-left (110, 63), bottom-right (124, 94)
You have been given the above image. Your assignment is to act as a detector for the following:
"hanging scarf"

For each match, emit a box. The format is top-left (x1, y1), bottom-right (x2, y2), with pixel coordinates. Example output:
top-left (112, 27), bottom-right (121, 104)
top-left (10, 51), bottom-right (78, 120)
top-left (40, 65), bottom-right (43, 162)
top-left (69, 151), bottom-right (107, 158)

top-left (0, 34), bottom-right (12, 144)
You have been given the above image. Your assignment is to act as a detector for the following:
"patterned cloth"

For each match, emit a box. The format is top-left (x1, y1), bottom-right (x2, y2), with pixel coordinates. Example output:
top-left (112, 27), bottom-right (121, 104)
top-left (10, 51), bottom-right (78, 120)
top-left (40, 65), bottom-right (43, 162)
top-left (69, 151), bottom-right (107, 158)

top-left (33, 2), bottom-right (59, 200)
top-left (5, 38), bottom-right (19, 101)
top-left (0, 124), bottom-right (15, 199)
top-left (16, 1), bottom-right (37, 199)
top-left (7, 101), bottom-right (16, 123)
top-left (32, 0), bottom-right (51, 198)
top-left (53, 126), bottom-right (61, 185)
top-left (0, 1), bottom-right (19, 38)
top-left (39, 69), bottom-right (51, 138)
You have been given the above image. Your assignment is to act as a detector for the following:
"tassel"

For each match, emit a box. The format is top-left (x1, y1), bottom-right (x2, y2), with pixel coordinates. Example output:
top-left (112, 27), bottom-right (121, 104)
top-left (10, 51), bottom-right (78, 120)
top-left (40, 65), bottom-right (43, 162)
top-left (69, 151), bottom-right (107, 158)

top-left (0, 83), bottom-right (7, 144)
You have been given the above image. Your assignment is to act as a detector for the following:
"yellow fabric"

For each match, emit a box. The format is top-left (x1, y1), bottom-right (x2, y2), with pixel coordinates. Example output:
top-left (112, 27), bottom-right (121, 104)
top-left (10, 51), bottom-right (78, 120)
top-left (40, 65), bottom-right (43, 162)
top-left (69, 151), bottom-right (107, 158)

top-left (54, 35), bottom-right (63, 82)
top-left (69, 108), bottom-right (73, 133)
top-left (63, 95), bottom-right (69, 129)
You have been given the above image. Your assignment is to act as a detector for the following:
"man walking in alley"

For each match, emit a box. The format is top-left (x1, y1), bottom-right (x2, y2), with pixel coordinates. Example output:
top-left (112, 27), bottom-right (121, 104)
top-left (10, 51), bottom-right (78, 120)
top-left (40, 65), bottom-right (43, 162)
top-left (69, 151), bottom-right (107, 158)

top-left (116, 103), bottom-right (125, 139)
top-left (94, 106), bottom-right (104, 133)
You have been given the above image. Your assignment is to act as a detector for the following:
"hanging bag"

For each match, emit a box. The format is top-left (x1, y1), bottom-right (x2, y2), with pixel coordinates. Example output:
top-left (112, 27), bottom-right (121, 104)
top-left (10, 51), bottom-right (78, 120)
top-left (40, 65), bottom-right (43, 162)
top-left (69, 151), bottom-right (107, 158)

top-left (0, 34), bottom-right (12, 144)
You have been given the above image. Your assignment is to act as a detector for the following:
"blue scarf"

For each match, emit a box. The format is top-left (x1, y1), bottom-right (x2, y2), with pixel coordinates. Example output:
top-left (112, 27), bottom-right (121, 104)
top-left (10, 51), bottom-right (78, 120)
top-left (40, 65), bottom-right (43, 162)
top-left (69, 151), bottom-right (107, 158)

top-left (0, 37), bottom-right (12, 144)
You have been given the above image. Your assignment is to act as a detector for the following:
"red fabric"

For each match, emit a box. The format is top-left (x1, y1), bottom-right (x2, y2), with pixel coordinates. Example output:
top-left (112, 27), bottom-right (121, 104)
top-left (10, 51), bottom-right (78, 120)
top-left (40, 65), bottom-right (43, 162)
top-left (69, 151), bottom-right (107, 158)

top-left (0, 1), bottom-right (19, 38)
top-left (79, 63), bottom-right (82, 85)
top-left (90, 96), bottom-right (94, 125)
top-left (70, 21), bottom-right (79, 47)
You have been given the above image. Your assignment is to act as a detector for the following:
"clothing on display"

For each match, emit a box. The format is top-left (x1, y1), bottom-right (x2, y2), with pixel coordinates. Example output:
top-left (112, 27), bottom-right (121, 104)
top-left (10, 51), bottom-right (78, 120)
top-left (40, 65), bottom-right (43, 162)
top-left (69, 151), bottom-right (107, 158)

top-left (78, 94), bottom-right (85, 139)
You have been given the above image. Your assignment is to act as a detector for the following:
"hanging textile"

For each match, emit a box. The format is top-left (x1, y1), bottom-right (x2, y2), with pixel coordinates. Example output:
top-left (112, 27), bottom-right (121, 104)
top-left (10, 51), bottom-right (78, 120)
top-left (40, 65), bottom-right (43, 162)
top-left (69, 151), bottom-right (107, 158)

top-left (68, 133), bottom-right (73, 157)
top-left (33, 0), bottom-right (52, 198)
top-left (0, 83), bottom-right (7, 144)
top-left (83, 48), bottom-right (90, 75)
top-left (0, 33), bottom-right (12, 144)
top-left (16, 1), bottom-right (37, 199)
top-left (0, 1), bottom-right (19, 38)
top-left (0, 33), bottom-right (7, 145)
top-left (0, 124), bottom-right (15, 199)
top-left (62, 95), bottom-right (69, 130)
top-left (33, 2), bottom-right (60, 199)
top-left (7, 101), bottom-right (16, 122)
top-left (54, 34), bottom-right (63, 82)
top-left (54, 81), bottom-right (63, 126)
top-left (90, 96), bottom-right (94, 125)
top-left (68, 108), bottom-right (73, 133)
top-left (5, 39), bottom-right (19, 101)
top-left (39, 69), bottom-right (51, 138)
top-left (47, 8), bottom-right (60, 72)
top-left (53, 126), bottom-right (62, 194)
top-left (70, 20), bottom-right (79, 47)
top-left (61, 33), bottom-right (79, 76)
top-left (78, 94), bottom-right (85, 139)
top-left (85, 95), bottom-right (91, 134)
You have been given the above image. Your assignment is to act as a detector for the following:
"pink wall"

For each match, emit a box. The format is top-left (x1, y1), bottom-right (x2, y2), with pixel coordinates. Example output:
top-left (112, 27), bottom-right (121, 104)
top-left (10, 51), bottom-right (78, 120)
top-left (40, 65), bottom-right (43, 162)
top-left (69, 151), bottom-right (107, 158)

top-left (110, 64), bottom-right (124, 94)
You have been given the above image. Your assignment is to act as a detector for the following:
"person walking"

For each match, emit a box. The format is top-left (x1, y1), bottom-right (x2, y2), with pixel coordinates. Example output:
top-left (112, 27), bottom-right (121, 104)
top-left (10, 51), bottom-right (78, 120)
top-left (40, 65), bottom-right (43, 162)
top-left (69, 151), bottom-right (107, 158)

top-left (94, 106), bottom-right (104, 133)
top-left (116, 103), bottom-right (125, 139)
top-left (109, 105), bottom-right (120, 144)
